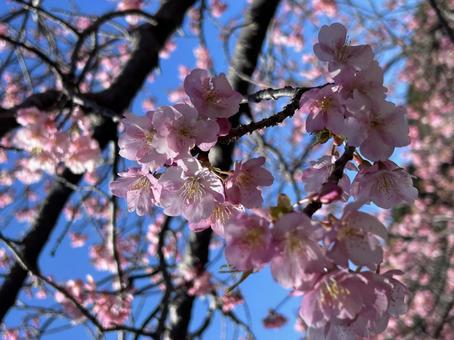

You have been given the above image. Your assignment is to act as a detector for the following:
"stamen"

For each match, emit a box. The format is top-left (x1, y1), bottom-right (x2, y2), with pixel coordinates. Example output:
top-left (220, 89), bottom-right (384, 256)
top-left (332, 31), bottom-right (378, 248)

top-left (180, 176), bottom-right (205, 202)
top-left (131, 176), bottom-right (150, 190)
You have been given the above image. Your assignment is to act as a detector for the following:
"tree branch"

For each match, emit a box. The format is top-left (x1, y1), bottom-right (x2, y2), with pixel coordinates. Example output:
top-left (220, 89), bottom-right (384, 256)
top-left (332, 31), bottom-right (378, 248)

top-left (220, 85), bottom-right (326, 144)
top-left (303, 146), bottom-right (355, 217)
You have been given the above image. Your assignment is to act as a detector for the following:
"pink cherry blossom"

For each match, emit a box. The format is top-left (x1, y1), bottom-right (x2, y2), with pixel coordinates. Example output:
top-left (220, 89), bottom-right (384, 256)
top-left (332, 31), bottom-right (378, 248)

top-left (65, 135), bottom-right (101, 174)
top-left (224, 213), bottom-right (273, 271)
top-left (75, 17), bottom-right (91, 31)
top-left (117, 0), bottom-right (143, 24)
top-left (158, 158), bottom-right (224, 223)
top-left (299, 270), bottom-right (368, 328)
top-left (335, 61), bottom-right (387, 103)
top-left (220, 291), bottom-right (244, 312)
top-left (152, 104), bottom-right (220, 158)
top-left (380, 270), bottom-right (410, 317)
top-left (2, 329), bottom-right (19, 340)
top-left (271, 212), bottom-right (331, 290)
top-left (118, 112), bottom-right (167, 171)
top-left (93, 293), bottom-right (133, 327)
top-left (326, 209), bottom-right (388, 269)
top-left (354, 271), bottom-right (410, 335)
top-left (184, 270), bottom-right (213, 296)
top-left (346, 98), bottom-right (410, 161)
top-left (189, 200), bottom-right (243, 236)
top-left (352, 160), bottom-right (418, 209)
top-left (70, 232), bottom-right (88, 248)
top-left (0, 248), bottom-right (9, 268)
top-left (55, 277), bottom-right (95, 322)
top-left (184, 68), bottom-right (243, 119)
top-left (109, 168), bottom-right (160, 216)
top-left (263, 310), bottom-right (288, 329)
top-left (313, 23), bottom-right (373, 73)
top-left (210, 0), bottom-right (227, 17)
top-left (297, 85), bottom-right (346, 134)
top-left (225, 157), bottom-right (274, 208)
top-left (193, 47), bottom-right (213, 73)
top-left (117, 0), bottom-right (143, 11)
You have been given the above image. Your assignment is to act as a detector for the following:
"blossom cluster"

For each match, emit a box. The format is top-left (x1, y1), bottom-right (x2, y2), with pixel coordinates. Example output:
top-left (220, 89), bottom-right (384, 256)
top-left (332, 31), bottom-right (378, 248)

top-left (110, 68), bottom-right (272, 227)
top-left (13, 107), bottom-right (101, 177)
top-left (54, 276), bottom-right (132, 328)
top-left (107, 23), bottom-right (418, 339)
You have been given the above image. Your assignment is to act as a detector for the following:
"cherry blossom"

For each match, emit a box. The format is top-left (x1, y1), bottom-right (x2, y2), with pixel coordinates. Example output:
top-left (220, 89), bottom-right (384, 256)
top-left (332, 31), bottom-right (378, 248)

top-left (352, 160), bottom-right (418, 209)
top-left (189, 200), bottom-right (243, 236)
top-left (117, 0), bottom-right (143, 24)
top-left (225, 157), bottom-right (274, 208)
top-left (184, 68), bottom-right (243, 119)
top-left (152, 104), bottom-right (220, 158)
top-left (299, 270), bottom-right (368, 328)
top-left (93, 293), bottom-right (133, 327)
top-left (346, 99), bottom-right (410, 161)
top-left (158, 158), bottom-right (224, 223)
top-left (210, 0), bottom-right (227, 18)
top-left (263, 310), bottom-right (288, 329)
top-left (0, 7), bottom-right (425, 336)
top-left (271, 212), bottom-right (331, 290)
top-left (118, 112), bottom-right (167, 171)
top-left (297, 85), bottom-right (346, 134)
top-left (55, 277), bottom-right (96, 322)
top-left (110, 168), bottom-right (161, 216)
top-left (220, 291), bottom-right (244, 312)
top-left (326, 209), bottom-right (388, 269)
top-left (65, 135), bottom-right (101, 174)
top-left (336, 62), bottom-right (387, 103)
top-left (224, 213), bottom-right (274, 271)
top-left (313, 23), bottom-right (374, 73)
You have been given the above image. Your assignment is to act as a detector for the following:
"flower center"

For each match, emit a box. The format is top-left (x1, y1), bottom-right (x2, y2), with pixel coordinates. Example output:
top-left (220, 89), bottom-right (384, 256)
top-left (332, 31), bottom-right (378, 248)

top-left (320, 277), bottom-right (350, 306)
top-left (204, 90), bottom-right (222, 105)
top-left (212, 204), bottom-right (232, 224)
top-left (245, 227), bottom-right (264, 247)
top-left (178, 126), bottom-right (193, 138)
top-left (376, 173), bottom-right (396, 194)
top-left (181, 176), bottom-right (205, 202)
top-left (338, 226), bottom-right (363, 240)
top-left (237, 172), bottom-right (253, 186)
top-left (203, 79), bottom-right (222, 104)
top-left (144, 130), bottom-right (154, 145)
top-left (286, 231), bottom-right (304, 252)
top-left (370, 117), bottom-right (384, 128)
top-left (31, 147), bottom-right (42, 156)
top-left (130, 176), bottom-right (150, 190)
top-left (318, 97), bottom-right (332, 111)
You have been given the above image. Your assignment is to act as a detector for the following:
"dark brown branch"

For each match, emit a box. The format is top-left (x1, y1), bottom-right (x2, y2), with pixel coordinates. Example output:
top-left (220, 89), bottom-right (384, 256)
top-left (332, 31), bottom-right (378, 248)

top-left (220, 85), bottom-right (325, 144)
top-left (303, 146), bottom-right (355, 217)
